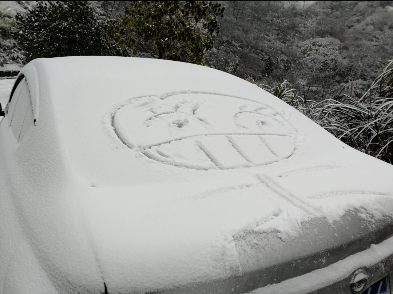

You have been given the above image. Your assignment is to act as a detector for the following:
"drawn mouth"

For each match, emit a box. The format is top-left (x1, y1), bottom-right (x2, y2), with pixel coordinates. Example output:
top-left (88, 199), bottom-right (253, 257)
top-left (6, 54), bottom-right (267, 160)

top-left (142, 133), bottom-right (295, 170)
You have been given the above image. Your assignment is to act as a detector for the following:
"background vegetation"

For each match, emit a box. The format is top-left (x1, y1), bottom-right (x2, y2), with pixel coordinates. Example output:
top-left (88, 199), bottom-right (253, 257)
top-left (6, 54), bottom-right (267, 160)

top-left (208, 1), bottom-right (393, 101)
top-left (119, 1), bottom-right (224, 64)
top-left (14, 1), bottom-right (125, 62)
top-left (0, 1), bottom-right (392, 163)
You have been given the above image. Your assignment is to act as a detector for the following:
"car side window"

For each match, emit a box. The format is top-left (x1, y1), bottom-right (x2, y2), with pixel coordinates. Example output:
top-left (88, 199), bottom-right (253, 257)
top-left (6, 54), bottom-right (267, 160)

top-left (7, 77), bottom-right (34, 142)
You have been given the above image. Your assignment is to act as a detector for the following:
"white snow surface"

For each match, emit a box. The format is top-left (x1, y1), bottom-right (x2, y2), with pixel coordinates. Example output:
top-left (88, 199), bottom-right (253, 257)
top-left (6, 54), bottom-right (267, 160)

top-left (0, 57), bottom-right (393, 293)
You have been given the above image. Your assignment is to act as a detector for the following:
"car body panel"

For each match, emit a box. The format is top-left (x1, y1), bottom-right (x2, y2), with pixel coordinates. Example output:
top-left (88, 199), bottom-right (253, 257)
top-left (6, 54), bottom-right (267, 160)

top-left (1, 57), bottom-right (393, 294)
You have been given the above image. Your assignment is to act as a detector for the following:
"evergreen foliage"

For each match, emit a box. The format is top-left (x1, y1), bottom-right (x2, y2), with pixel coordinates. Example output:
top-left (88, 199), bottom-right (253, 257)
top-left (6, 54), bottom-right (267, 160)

top-left (120, 1), bottom-right (224, 64)
top-left (14, 1), bottom-right (125, 62)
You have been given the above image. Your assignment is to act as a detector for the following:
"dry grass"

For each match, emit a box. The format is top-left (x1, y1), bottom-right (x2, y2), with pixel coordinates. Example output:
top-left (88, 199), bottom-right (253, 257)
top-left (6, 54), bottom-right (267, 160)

top-left (257, 60), bottom-right (393, 164)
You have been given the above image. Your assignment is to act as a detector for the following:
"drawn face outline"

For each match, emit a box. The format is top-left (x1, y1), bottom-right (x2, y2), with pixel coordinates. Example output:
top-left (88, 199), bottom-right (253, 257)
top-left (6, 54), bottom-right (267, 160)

top-left (110, 91), bottom-right (297, 170)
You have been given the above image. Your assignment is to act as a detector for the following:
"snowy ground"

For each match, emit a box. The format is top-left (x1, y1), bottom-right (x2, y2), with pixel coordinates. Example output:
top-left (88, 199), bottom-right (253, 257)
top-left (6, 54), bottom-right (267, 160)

top-left (0, 78), bottom-right (14, 105)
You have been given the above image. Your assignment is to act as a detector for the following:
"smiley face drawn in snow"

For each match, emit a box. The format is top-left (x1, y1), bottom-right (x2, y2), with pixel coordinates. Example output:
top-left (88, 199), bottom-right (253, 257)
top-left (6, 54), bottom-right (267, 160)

top-left (112, 92), bottom-right (297, 170)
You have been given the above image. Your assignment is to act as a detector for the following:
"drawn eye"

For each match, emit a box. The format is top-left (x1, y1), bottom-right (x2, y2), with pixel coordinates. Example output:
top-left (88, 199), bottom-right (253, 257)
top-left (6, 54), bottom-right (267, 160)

top-left (171, 119), bottom-right (188, 128)
top-left (256, 120), bottom-right (267, 128)
top-left (234, 112), bottom-right (281, 131)
top-left (143, 112), bottom-right (208, 137)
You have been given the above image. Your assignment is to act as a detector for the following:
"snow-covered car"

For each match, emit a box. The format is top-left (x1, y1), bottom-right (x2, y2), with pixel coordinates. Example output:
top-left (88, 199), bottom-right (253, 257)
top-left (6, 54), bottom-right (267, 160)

top-left (1, 57), bottom-right (393, 294)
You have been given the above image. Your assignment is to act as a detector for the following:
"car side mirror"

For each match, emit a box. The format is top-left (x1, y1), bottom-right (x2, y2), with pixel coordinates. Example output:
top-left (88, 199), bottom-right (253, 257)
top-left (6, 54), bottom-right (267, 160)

top-left (0, 103), bottom-right (4, 116)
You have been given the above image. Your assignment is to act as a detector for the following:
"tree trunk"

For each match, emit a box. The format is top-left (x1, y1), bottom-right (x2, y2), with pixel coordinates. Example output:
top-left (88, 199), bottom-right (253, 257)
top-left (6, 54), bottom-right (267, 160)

top-left (159, 51), bottom-right (163, 59)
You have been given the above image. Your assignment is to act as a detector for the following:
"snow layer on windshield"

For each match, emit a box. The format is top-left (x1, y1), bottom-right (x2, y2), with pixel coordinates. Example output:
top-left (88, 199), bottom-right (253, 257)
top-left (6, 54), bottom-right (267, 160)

top-left (1, 57), bottom-right (393, 293)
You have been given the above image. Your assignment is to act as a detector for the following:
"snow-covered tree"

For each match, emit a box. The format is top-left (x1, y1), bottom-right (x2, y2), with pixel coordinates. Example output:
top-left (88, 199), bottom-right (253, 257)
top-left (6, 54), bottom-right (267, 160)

top-left (14, 1), bottom-right (125, 62)
top-left (120, 1), bottom-right (224, 64)
top-left (0, 11), bottom-right (23, 66)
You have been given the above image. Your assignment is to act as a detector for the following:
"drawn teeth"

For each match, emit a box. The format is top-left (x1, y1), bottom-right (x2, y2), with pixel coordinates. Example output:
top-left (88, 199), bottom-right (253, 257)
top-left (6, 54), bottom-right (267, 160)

top-left (143, 134), bottom-right (295, 170)
top-left (228, 135), bottom-right (277, 165)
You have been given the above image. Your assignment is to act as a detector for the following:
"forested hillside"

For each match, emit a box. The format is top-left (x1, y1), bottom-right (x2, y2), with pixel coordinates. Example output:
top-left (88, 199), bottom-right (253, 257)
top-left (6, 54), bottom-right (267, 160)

top-left (1, 1), bottom-right (392, 99)
top-left (206, 1), bottom-right (393, 100)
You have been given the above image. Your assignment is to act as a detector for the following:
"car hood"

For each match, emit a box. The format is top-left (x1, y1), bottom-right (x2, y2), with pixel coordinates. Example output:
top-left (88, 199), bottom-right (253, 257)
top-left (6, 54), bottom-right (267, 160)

top-left (78, 148), bottom-right (393, 294)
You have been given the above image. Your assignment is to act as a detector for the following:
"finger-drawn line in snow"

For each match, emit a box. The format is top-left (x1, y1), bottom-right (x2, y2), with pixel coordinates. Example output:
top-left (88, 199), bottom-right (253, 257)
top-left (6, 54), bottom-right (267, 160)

top-left (110, 91), bottom-right (297, 170)
top-left (226, 135), bottom-right (253, 164)
top-left (139, 132), bottom-right (290, 149)
top-left (259, 135), bottom-right (278, 157)
top-left (276, 164), bottom-right (342, 178)
top-left (256, 174), bottom-right (322, 216)
top-left (307, 190), bottom-right (393, 199)
top-left (190, 183), bottom-right (256, 201)
top-left (233, 111), bottom-right (287, 130)
top-left (196, 140), bottom-right (222, 169)
top-left (233, 209), bottom-right (284, 239)
top-left (144, 111), bottom-right (209, 127)
top-left (186, 183), bottom-right (285, 235)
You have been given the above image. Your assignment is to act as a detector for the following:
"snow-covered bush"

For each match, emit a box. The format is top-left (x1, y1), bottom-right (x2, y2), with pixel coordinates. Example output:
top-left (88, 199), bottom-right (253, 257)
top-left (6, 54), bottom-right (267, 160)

top-left (119, 1), bottom-right (224, 64)
top-left (319, 60), bottom-right (393, 163)
top-left (14, 1), bottom-right (126, 62)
